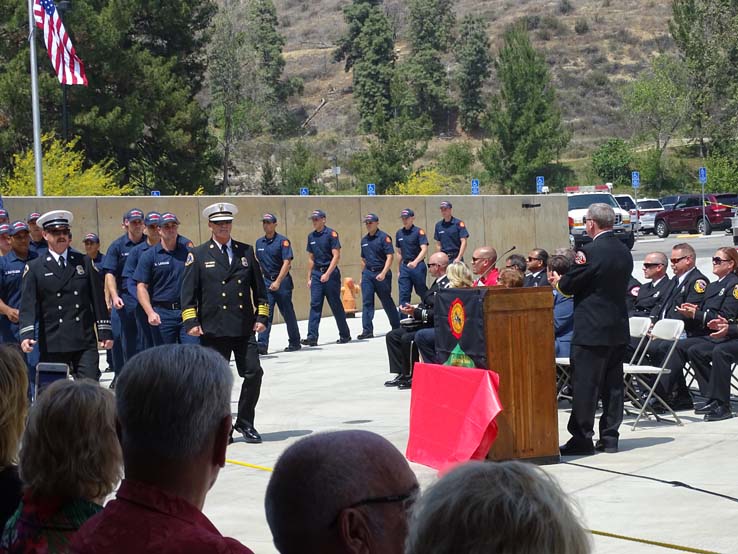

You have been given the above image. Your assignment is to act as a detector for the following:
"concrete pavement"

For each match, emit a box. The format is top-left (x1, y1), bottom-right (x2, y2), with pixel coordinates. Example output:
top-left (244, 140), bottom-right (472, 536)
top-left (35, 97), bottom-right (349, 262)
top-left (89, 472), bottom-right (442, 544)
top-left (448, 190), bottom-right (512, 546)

top-left (100, 305), bottom-right (738, 554)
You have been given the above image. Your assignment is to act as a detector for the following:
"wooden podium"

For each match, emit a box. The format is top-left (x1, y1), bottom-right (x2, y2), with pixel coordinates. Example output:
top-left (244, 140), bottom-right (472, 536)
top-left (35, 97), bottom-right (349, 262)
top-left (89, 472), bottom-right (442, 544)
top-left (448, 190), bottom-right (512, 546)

top-left (483, 287), bottom-right (560, 464)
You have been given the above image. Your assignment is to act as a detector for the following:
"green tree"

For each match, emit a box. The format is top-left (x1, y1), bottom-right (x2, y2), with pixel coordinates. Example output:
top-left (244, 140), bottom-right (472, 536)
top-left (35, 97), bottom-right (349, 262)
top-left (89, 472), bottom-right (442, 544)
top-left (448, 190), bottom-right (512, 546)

top-left (280, 141), bottom-right (322, 195)
top-left (438, 142), bottom-right (474, 176)
top-left (407, 0), bottom-right (455, 52)
top-left (478, 24), bottom-right (570, 194)
top-left (260, 158), bottom-right (279, 195)
top-left (590, 138), bottom-right (632, 186)
top-left (455, 15), bottom-right (492, 131)
top-left (392, 50), bottom-right (450, 124)
top-left (1, 134), bottom-right (127, 196)
top-left (621, 55), bottom-right (689, 156)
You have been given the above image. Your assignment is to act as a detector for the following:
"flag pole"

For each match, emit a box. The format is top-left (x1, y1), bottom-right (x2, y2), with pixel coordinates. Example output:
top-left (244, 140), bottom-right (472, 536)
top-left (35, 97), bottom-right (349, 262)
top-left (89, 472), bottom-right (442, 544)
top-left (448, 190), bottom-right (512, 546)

top-left (27, 0), bottom-right (44, 197)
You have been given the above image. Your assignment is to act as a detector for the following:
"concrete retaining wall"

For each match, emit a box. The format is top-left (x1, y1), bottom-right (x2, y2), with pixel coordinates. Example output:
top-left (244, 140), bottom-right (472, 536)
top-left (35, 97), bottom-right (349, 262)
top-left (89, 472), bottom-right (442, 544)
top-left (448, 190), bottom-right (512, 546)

top-left (3, 195), bottom-right (569, 321)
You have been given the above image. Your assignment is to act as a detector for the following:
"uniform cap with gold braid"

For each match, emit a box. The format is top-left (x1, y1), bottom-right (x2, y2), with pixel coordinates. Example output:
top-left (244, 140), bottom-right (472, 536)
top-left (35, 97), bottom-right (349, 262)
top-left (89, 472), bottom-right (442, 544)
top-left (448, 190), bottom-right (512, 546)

top-left (37, 210), bottom-right (73, 230)
top-left (203, 202), bottom-right (238, 222)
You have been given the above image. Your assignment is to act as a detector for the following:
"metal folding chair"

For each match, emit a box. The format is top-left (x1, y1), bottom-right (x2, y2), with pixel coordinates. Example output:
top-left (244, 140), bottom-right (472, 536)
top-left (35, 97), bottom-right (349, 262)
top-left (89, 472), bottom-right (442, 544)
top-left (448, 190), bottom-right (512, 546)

top-left (623, 319), bottom-right (685, 430)
top-left (555, 357), bottom-right (572, 401)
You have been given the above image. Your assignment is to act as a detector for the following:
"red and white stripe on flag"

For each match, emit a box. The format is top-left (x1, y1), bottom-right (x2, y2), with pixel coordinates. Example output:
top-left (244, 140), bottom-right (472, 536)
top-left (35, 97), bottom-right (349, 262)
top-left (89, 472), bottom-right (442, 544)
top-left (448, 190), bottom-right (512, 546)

top-left (33, 0), bottom-right (88, 86)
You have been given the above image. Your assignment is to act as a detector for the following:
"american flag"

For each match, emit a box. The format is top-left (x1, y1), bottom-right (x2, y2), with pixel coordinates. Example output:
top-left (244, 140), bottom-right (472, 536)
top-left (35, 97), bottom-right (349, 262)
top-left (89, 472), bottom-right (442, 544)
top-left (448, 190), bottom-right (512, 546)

top-left (33, 0), bottom-right (88, 86)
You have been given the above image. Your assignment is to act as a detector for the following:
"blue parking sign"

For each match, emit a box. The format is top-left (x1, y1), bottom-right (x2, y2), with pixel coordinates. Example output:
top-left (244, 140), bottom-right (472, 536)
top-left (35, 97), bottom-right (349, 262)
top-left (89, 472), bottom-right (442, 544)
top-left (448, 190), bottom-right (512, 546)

top-left (367, 183), bottom-right (376, 196)
top-left (631, 171), bottom-right (640, 188)
top-left (471, 179), bottom-right (479, 195)
top-left (151, 190), bottom-right (161, 196)
top-left (699, 167), bottom-right (707, 184)
top-left (299, 187), bottom-right (309, 196)
top-left (536, 176), bottom-right (544, 194)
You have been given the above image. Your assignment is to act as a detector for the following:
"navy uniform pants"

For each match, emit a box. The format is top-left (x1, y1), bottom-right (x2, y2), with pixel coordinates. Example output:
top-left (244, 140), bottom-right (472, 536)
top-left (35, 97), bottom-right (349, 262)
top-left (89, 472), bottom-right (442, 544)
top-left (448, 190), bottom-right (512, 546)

top-left (258, 276), bottom-right (301, 350)
top-left (361, 269), bottom-right (401, 334)
top-left (398, 262), bottom-right (428, 305)
top-left (307, 269), bottom-right (350, 342)
top-left (150, 306), bottom-right (200, 346)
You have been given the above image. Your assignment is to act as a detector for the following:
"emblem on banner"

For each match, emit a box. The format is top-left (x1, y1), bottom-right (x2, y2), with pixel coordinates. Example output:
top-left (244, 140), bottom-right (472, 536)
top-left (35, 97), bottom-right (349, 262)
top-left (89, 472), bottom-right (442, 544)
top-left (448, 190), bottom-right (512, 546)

top-left (448, 297), bottom-right (466, 340)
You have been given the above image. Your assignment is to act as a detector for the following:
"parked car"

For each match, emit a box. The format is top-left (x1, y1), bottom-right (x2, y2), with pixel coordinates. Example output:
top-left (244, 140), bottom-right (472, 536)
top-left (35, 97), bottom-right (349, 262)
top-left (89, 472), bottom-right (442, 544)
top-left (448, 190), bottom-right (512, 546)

top-left (636, 198), bottom-right (664, 234)
top-left (614, 194), bottom-right (640, 232)
top-left (653, 193), bottom-right (738, 238)
top-left (566, 189), bottom-right (634, 249)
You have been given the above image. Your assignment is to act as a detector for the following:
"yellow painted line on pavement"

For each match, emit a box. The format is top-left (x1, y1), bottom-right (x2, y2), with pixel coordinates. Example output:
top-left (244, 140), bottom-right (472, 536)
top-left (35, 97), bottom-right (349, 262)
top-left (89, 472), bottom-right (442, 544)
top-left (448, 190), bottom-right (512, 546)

top-left (226, 458), bottom-right (273, 472)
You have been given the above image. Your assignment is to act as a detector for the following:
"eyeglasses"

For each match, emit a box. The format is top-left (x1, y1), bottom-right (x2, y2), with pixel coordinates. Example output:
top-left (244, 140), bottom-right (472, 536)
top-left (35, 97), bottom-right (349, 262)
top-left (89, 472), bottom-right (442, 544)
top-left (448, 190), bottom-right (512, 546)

top-left (332, 486), bottom-right (419, 526)
top-left (48, 229), bottom-right (70, 236)
top-left (712, 257), bottom-right (732, 265)
top-left (670, 256), bottom-right (688, 264)
top-left (527, 257), bottom-right (542, 262)
top-left (428, 263), bottom-right (441, 268)
top-left (643, 263), bottom-right (663, 268)
top-left (471, 257), bottom-right (490, 263)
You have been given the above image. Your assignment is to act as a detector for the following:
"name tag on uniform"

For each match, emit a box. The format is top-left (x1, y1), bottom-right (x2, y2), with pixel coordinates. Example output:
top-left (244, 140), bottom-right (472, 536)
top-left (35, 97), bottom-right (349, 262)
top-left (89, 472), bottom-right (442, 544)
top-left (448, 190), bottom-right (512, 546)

top-left (257, 248), bottom-right (265, 252)
top-left (155, 261), bottom-right (170, 267)
top-left (438, 230), bottom-right (445, 235)
top-left (5, 269), bottom-right (20, 275)
top-left (310, 241), bottom-right (316, 245)
top-left (205, 261), bottom-right (216, 268)
top-left (398, 237), bottom-right (404, 242)
top-left (44, 272), bottom-right (54, 276)
top-left (361, 243), bottom-right (368, 248)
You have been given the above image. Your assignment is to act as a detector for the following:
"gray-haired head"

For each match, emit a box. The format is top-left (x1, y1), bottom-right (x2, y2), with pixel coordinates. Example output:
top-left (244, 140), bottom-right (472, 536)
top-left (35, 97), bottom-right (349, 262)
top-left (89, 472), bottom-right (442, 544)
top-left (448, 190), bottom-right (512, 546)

top-left (406, 460), bottom-right (591, 554)
top-left (265, 430), bottom-right (418, 554)
top-left (116, 344), bottom-right (233, 461)
top-left (506, 254), bottom-right (527, 273)
top-left (586, 203), bottom-right (615, 229)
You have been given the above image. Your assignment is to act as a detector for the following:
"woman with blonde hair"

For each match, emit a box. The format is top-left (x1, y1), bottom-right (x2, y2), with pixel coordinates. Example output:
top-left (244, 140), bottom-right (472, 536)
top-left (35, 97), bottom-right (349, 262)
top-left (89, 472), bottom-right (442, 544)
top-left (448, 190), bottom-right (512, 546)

top-left (445, 261), bottom-right (474, 288)
top-left (1, 379), bottom-right (122, 553)
top-left (0, 346), bottom-right (29, 532)
top-left (406, 460), bottom-right (591, 554)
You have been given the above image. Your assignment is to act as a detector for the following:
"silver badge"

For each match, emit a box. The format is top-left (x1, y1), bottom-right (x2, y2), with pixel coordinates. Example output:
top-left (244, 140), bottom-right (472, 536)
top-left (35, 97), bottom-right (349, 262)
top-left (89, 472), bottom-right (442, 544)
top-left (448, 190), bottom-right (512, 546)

top-left (719, 288), bottom-right (725, 296)
top-left (241, 256), bottom-right (248, 267)
top-left (76, 265), bottom-right (85, 275)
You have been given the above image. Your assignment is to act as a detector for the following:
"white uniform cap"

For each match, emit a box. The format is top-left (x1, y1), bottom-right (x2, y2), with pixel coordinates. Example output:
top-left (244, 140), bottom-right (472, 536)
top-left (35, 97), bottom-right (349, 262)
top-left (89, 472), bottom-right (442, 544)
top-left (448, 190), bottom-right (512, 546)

top-left (37, 210), bottom-right (74, 229)
top-left (203, 202), bottom-right (238, 222)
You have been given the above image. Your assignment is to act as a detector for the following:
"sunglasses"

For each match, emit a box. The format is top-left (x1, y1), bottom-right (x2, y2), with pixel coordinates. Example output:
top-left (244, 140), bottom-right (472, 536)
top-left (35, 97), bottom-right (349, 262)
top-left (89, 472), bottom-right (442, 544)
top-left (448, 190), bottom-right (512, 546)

top-left (527, 257), bottom-right (542, 262)
top-left (471, 257), bottom-right (490, 263)
top-left (643, 262), bottom-right (662, 268)
top-left (48, 229), bottom-right (70, 236)
top-left (332, 486), bottom-right (419, 526)
top-left (712, 257), bottom-right (732, 265)
top-left (670, 256), bottom-right (688, 264)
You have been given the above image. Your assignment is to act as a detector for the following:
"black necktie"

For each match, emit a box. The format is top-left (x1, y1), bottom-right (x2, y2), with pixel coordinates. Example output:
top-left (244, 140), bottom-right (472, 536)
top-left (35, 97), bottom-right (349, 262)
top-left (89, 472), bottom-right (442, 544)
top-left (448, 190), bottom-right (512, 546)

top-left (59, 255), bottom-right (66, 269)
top-left (221, 244), bottom-right (229, 263)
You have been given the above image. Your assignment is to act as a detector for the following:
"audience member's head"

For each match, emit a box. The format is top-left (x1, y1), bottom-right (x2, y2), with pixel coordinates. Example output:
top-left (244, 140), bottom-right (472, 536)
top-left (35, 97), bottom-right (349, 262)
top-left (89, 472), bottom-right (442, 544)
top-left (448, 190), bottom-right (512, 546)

top-left (116, 344), bottom-right (234, 509)
top-left (670, 242), bottom-right (696, 277)
top-left (498, 268), bottom-right (524, 288)
top-left (642, 252), bottom-right (668, 281)
top-left (554, 248), bottom-right (576, 264)
top-left (547, 254), bottom-right (572, 285)
top-left (406, 461), bottom-right (591, 554)
top-left (428, 252), bottom-right (449, 279)
top-left (265, 430), bottom-right (419, 554)
top-left (505, 254), bottom-right (527, 273)
top-left (526, 248), bottom-right (549, 274)
top-left (585, 203), bottom-right (615, 236)
top-left (471, 246), bottom-right (497, 277)
top-left (19, 379), bottom-right (121, 503)
top-left (446, 262), bottom-right (474, 288)
top-left (0, 346), bottom-right (28, 470)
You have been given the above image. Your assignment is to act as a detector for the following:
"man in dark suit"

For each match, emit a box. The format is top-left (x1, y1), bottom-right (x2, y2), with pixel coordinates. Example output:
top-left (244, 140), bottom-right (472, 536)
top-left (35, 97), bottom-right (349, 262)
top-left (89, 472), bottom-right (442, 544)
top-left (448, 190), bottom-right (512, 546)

top-left (524, 248), bottom-right (548, 287)
top-left (552, 203), bottom-right (633, 456)
top-left (384, 252), bottom-right (450, 390)
top-left (19, 211), bottom-right (113, 380)
top-left (181, 202), bottom-right (269, 444)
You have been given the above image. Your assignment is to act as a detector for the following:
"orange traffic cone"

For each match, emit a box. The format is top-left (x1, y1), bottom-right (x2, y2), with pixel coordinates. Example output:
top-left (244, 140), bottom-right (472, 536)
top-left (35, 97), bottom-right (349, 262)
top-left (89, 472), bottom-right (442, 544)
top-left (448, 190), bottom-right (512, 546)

top-left (341, 277), bottom-right (360, 317)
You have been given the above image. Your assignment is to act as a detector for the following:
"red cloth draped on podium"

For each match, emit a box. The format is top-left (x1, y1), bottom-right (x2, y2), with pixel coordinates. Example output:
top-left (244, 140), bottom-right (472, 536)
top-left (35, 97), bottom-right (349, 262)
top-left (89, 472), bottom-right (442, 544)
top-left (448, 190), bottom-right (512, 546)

top-left (406, 363), bottom-right (502, 471)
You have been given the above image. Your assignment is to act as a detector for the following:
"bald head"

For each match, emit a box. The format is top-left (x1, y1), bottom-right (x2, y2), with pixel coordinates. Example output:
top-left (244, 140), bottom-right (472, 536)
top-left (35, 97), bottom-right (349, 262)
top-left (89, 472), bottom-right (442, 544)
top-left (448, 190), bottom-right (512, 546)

top-left (471, 246), bottom-right (497, 276)
top-left (428, 252), bottom-right (449, 278)
top-left (265, 430), bottom-right (418, 554)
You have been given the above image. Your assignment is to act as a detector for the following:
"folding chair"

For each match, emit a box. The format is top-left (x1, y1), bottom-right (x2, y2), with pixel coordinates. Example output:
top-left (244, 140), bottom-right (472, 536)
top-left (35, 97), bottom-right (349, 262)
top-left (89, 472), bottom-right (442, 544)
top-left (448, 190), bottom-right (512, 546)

top-left (555, 357), bottom-right (572, 401)
top-left (623, 319), bottom-right (685, 430)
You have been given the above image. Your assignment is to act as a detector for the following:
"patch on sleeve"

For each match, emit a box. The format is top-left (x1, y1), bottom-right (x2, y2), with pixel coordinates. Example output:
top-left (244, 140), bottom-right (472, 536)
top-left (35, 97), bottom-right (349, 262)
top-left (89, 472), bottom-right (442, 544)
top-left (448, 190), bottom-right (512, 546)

top-left (331, 231), bottom-right (338, 238)
top-left (186, 241), bottom-right (194, 248)
top-left (574, 251), bottom-right (587, 265)
top-left (185, 252), bottom-right (194, 266)
top-left (419, 229), bottom-right (425, 235)
top-left (733, 285), bottom-right (738, 300)
top-left (385, 235), bottom-right (391, 243)
top-left (23, 264), bottom-right (29, 277)
top-left (282, 240), bottom-right (290, 247)
top-left (694, 279), bottom-right (707, 294)
top-left (630, 286), bottom-right (640, 297)
top-left (459, 221), bottom-right (466, 228)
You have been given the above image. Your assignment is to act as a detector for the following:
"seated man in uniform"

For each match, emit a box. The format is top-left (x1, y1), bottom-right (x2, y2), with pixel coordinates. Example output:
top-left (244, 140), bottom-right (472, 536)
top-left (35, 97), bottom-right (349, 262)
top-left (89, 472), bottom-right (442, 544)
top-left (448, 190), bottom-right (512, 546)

top-left (384, 252), bottom-right (450, 389)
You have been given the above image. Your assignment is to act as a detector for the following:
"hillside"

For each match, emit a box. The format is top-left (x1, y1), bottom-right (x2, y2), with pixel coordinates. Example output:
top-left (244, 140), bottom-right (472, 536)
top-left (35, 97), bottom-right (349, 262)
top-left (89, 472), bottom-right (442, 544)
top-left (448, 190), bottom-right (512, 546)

top-left (273, 0), bottom-right (675, 161)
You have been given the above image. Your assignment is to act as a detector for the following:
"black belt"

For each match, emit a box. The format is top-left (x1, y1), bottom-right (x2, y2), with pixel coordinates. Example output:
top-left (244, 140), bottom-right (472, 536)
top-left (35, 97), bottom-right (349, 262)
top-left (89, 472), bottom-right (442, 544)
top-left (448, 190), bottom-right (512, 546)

top-left (316, 266), bottom-right (330, 273)
top-left (366, 267), bottom-right (384, 272)
top-left (266, 274), bottom-right (280, 281)
top-left (153, 301), bottom-right (181, 310)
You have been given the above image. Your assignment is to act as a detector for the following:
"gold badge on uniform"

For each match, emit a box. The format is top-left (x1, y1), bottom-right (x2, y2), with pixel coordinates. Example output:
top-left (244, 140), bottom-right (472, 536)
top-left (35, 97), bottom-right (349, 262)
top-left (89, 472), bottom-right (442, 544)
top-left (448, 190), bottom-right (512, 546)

top-left (241, 256), bottom-right (249, 267)
top-left (185, 252), bottom-right (194, 266)
top-left (733, 286), bottom-right (738, 300)
top-left (694, 279), bottom-right (707, 294)
top-left (76, 265), bottom-right (85, 275)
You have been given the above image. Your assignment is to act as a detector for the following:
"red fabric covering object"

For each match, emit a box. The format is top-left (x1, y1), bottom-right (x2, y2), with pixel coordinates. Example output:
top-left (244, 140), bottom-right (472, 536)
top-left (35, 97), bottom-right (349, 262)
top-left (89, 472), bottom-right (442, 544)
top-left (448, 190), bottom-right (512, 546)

top-left (406, 363), bottom-right (502, 471)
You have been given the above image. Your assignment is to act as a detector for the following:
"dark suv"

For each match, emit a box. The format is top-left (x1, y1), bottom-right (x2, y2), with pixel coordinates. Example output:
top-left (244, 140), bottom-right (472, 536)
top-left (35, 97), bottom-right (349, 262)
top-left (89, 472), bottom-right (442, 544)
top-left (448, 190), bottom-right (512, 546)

top-left (653, 193), bottom-right (738, 237)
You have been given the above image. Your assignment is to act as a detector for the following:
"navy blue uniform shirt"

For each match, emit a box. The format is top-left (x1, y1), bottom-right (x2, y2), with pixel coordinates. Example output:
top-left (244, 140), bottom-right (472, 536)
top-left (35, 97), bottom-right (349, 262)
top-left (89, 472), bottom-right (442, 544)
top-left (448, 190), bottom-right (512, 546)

top-left (307, 227), bottom-right (341, 267)
top-left (102, 233), bottom-right (146, 289)
top-left (29, 238), bottom-right (48, 255)
top-left (133, 240), bottom-right (190, 303)
top-left (256, 233), bottom-right (294, 279)
top-left (395, 225), bottom-right (428, 262)
top-left (361, 229), bottom-right (394, 270)
top-left (0, 250), bottom-right (38, 309)
top-left (434, 217), bottom-right (469, 258)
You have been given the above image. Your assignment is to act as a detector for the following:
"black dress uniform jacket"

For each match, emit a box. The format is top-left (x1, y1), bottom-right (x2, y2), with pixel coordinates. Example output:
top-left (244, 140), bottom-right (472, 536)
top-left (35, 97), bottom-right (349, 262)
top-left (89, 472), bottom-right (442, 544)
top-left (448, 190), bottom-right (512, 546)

top-left (411, 275), bottom-right (451, 326)
top-left (523, 271), bottom-right (547, 288)
top-left (650, 268), bottom-right (708, 334)
top-left (630, 276), bottom-right (671, 318)
top-left (19, 250), bottom-right (111, 351)
top-left (181, 239), bottom-right (269, 336)
top-left (690, 273), bottom-right (738, 332)
top-left (557, 231), bottom-right (633, 346)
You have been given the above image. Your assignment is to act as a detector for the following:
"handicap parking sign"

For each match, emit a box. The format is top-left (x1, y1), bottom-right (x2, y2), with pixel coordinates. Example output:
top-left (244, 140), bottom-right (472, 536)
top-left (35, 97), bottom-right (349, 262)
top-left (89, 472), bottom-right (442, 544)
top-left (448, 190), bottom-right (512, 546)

top-left (299, 187), bottom-right (309, 196)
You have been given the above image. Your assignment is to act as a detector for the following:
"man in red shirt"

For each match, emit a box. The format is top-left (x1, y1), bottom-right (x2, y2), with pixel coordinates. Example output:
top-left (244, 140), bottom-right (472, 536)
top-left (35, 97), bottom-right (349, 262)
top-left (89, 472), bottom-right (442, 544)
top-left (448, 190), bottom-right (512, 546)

top-left (71, 344), bottom-right (254, 554)
top-left (471, 246), bottom-right (499, 287)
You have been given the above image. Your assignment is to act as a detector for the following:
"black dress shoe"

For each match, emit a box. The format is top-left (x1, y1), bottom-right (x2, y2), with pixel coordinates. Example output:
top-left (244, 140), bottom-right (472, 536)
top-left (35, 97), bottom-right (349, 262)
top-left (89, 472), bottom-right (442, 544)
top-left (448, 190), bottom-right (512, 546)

top-left (336, 336), bottom-right (352, 344)
top-left (357, 332), bottom-right (374, 340)
top-left (384, 375), bottom-right (403, 387)
top-left (234, 424), bottom-right (262, 444)
top-left (695, 400), bottom-right (719, 415)
top-left (704, 404), bottom-right (733, 422)
top-left (559, 441), bottom-right (595, 456)
top-left (669, 394), bottom-right (694, 411)
top-left (300, 338), bottom-right (318, 346)
top-left (258, 346), bottom-right (268, 355)
top-left (397, 378), bottom-right (412, 390)
top-left (595, 440), bottom-right (618, 453)
top-left (284, 344), bottom-right (302, 352)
